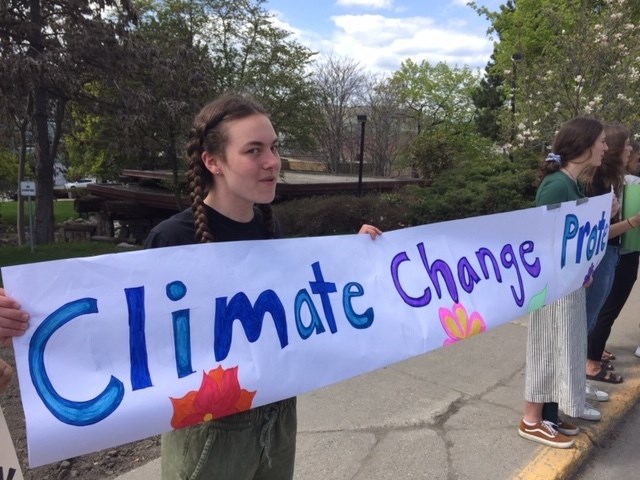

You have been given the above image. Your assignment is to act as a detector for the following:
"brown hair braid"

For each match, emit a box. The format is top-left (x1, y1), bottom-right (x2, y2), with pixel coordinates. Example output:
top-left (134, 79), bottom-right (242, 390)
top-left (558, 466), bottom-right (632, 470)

top-left (186, 93), bottom-right (275, 242)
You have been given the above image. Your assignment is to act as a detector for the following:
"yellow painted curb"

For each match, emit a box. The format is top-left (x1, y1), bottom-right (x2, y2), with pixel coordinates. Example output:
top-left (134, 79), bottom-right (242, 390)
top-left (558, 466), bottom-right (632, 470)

top-left (514, 365), bottom-right (640, 480)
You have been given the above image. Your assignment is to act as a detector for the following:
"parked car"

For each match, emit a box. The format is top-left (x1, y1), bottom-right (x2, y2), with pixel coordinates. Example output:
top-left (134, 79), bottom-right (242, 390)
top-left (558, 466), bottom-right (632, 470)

top-left (65, 177), bottom-right (96, 198)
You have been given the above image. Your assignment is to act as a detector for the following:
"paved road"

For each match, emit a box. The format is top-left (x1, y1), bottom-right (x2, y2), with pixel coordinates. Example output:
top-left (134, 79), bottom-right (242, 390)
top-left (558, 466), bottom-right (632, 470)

top-left (569, 389), bottom-right (640, 480)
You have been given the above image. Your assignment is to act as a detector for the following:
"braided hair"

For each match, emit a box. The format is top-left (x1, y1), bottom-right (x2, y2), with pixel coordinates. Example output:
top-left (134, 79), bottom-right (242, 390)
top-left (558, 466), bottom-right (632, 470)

top-left (186, 93), bottom-right (276, 242)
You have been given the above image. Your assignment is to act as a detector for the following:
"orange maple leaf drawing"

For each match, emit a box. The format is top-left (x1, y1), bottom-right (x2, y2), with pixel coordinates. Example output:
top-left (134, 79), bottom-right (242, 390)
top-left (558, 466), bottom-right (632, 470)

top-left (170, 366), bottom-right (256, 429)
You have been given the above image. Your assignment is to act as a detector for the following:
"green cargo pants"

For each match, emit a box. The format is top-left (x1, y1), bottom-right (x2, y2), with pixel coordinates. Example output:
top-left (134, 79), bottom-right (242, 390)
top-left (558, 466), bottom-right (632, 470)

top-left (161, 397), bottom-right (296, 480)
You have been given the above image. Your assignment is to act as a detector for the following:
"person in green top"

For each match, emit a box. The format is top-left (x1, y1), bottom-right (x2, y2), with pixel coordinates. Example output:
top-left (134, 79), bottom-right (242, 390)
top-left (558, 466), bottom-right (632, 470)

top-left (535, 155), bottom-right (586, 203)
top-left (519, 117), bottom-right (607, 449)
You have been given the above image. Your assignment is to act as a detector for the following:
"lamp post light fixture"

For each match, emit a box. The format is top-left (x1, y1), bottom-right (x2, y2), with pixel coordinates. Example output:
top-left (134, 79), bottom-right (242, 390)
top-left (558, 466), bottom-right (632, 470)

top-left (510, 52), bottom-right (524, 161)
top-left (357, 114), bottom-right (367, 196)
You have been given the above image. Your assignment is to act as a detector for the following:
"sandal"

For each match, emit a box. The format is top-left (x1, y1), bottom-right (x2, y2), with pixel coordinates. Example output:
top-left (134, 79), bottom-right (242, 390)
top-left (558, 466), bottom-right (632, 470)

top-left (602, 350), bottom-right (616, 361)
top-left (586, 368), bottom-right (623, 384)
top-left (601, 360), bottom-right (614, 371)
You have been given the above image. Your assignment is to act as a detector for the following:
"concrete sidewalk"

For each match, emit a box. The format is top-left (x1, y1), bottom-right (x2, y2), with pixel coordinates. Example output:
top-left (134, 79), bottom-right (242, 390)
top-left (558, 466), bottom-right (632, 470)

top-left (116, 285), bottom-right (640, 480)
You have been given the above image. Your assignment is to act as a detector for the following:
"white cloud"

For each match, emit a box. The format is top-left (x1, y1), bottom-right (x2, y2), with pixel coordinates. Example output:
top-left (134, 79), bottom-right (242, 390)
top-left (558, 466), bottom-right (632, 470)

top-left (268, 8), bottom-right (493, 74)
top-left (269, 9), bottom-right (328, 53)
top-left (326, 14), bottom-right (491, 72)
top-left (269, 10), bottom-right (304, 37)
top-left (335, 0), bottom-right (394, 9)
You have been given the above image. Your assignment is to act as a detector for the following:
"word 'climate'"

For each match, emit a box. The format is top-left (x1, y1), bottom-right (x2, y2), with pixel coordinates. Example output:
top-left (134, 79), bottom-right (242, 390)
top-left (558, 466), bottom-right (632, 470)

top-left (28, 262), bottom-right (372, 426)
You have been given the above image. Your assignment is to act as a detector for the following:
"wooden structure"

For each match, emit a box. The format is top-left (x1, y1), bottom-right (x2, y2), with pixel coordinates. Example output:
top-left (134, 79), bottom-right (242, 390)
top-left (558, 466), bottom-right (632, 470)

top-left (74, 168), bottom-right (421, 244)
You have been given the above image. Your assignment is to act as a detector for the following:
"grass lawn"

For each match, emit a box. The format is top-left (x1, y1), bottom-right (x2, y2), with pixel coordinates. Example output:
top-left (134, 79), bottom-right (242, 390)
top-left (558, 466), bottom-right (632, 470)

top-left (0, 199), bottom-right (141, 285)
top-left (0, 198), bottom-right (78, 226)
top-left (0, 241), bottom-right (139, 266)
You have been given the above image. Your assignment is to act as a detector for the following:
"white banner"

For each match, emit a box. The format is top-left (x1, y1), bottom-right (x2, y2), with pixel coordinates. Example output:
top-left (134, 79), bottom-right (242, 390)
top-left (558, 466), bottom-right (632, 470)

top-left (2, 193), bottom-right (612, 467)
top-left (0, 406), bottom-right (24, 480)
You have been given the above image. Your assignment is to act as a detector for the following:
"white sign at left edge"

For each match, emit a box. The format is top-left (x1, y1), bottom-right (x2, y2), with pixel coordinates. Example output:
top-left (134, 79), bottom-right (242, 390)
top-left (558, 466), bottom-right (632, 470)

top-left (19, 181), bottom-right (36, 197)
top-left (0, 406), bottom-right (25, 480)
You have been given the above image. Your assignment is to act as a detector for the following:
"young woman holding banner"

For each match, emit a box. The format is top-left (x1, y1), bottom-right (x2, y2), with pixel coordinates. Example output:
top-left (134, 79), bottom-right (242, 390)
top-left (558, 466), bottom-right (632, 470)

top-left (519, 117), bottom-right (607, 449)
top-left (144, 93), bottom-right (381, 479)
top-left (0, 93), bottom-right (381, 478)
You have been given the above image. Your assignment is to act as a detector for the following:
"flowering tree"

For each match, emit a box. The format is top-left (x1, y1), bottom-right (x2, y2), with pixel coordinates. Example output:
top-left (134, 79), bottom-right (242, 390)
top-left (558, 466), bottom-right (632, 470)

top-left (475, 0), bottom-right (640, 152)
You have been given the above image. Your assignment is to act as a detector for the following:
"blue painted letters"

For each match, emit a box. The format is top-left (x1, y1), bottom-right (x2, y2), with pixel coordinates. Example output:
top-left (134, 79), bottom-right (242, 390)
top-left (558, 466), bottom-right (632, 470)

top-left (561, 212), bottom-right (608, 268)
top-left (31, 262), bottom-right (375, 425)
top-left (29, 298), bottom-right (124, 426)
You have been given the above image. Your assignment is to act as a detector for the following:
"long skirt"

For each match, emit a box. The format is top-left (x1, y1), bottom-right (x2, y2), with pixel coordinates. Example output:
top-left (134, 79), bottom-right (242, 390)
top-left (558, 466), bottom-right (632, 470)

top-left (525, 288), bottom-right (586, 418)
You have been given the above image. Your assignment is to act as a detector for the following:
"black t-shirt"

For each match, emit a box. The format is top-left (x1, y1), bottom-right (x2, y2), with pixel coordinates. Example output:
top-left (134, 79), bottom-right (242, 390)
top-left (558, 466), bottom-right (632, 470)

top-left (144, 205), bottom-right (279, 248)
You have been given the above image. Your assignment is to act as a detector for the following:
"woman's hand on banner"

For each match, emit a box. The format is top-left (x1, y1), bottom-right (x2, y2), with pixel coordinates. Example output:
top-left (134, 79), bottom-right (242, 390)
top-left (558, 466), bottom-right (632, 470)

top-left (0, 288), bottom-right (30, 348)
top-left (359, 224), bottom-right (382, 240)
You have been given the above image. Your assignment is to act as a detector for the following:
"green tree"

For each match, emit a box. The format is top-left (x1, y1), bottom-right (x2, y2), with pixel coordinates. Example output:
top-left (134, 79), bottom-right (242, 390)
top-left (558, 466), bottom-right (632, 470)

top-left (471, 54), bottom-right (505, 141)
top-left (64, 0), bottom-right (217, 210)
top-left (409, 147), bottom-right (538, 224)
top-left (205, 0), bottom-right (318, 150)
top-left (474, 0), bottom-right (640, 151)
top-left (390, 59), bottom-right (481, 179)
top-left (0, 149), bottom-right (20, 196)
top-left (65, 0), bottom-right (317, 195)
top-left (0, 78), bottom-right (34, 243)
top-left (0, 0), bottom-right (137, 244)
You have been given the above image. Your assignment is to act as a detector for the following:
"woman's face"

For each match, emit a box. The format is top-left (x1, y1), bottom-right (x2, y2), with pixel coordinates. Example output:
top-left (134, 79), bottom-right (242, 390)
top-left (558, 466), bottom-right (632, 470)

top-left (205, 113), bottom-right (281, 219)
top-left (588, 130), bottom-right (608, 167)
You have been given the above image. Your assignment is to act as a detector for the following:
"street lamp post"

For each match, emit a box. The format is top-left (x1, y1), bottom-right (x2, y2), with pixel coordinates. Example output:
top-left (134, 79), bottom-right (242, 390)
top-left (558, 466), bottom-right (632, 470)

top-left (357, 114), bottom-right (367, 196)
top-left (510, 52), bottom-right (524, 161)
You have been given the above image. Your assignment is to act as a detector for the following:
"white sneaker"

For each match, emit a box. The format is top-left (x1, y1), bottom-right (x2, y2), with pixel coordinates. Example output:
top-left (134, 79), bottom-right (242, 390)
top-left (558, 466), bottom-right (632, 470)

top-left (635, 345), bottom-right (640, 358)
top-left (580, 402), bottom-right (602, 421)
top-left (586, 382), bottom-right (609, 402)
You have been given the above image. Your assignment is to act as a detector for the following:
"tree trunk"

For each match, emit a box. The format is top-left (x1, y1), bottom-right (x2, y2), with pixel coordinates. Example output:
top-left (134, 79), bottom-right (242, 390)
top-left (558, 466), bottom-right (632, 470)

top-left (28, 0), bottom-right (56, 244)
top-left (15, 94), bottom-right (33, 245)
top-left (33, 86), bottom-right (55, 244)
top-left (17, 119), bottom-right (27, 246)
top-left (167, 139), bottom-right (183, 211)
